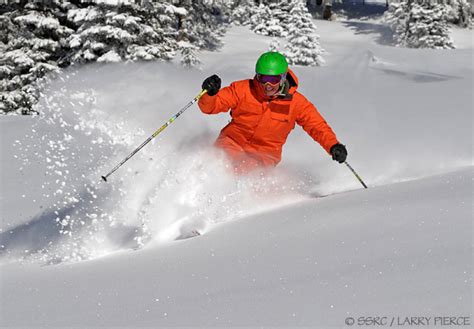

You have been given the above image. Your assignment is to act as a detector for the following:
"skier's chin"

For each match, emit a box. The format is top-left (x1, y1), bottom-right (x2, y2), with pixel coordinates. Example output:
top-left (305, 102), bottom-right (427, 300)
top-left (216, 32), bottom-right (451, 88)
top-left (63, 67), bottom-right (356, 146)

top-left (263, 89), bottom-right (279, 97)
top-left (255, 81), bottom-right (279, 98)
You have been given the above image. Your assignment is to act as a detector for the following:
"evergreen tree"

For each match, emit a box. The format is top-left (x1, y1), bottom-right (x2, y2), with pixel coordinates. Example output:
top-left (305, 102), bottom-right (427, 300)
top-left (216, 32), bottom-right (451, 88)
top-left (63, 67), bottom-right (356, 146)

top-left (0, 1), bottom-right (228, 114)
top-left (251, 3), bottom-right (286, 37)
top-left (284, 0), bottom-right (324, 66)
top-left (269, 1), bottom-right (292, 28)
top-left (446, 0), bottom-right (472, 28)
top-left (67, 3), bottom-right (180, 64)
top-left (178, 0), bottom-right (228, 51)
top-left (0, 2), bottom-right (71, 114)
top-left (231, 0), bottom-right (257, 26)
top-left (179, 41), bottom-right (201, 68)
top-left (385, 0), bottom-right (455, 49)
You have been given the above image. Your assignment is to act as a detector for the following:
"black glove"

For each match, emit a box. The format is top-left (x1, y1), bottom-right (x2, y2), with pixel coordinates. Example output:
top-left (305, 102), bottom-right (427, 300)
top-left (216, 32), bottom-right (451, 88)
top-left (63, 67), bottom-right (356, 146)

top-left (202, 74), bottom-right (221, 96)
top-left (330, 143), bottom-right (347, 163)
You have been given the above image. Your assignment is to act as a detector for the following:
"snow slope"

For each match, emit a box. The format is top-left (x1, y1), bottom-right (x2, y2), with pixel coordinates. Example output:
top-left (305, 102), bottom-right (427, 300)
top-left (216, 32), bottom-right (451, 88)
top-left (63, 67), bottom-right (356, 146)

top-left (1, 169), bottom-right (471, 327)
top-left (1, 17), bottom-right (473, 328)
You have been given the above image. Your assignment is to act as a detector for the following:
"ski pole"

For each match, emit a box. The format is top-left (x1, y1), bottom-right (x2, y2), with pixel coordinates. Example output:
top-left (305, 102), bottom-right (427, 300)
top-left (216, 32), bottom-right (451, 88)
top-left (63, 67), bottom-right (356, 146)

top-left (344, 161), bottom-right (368, 189)
top-left (101, 89), bottom-right (208, 182)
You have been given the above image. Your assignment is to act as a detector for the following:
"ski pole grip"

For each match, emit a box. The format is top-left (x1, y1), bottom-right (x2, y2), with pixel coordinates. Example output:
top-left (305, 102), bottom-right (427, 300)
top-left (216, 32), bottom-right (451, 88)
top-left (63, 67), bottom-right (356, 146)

top-left (197, 89), bottom-right (208, 99)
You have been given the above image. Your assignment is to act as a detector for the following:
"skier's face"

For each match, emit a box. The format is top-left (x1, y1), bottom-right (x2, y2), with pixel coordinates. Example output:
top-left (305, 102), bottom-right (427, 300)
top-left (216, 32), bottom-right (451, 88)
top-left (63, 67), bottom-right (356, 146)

top-left (261, 81), bottom-right (280, 96)
top-left (256, 74), bottom-right (285, 97)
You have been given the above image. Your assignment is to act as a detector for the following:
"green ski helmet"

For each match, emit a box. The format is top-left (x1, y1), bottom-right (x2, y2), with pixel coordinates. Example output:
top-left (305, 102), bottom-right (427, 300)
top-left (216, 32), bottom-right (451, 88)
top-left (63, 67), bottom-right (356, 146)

top-left (255, 52), bottom-right (288, 75)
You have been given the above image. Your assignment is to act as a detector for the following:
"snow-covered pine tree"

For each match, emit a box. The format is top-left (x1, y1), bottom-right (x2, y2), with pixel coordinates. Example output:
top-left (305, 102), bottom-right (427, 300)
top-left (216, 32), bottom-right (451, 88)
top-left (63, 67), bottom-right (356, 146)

top-left (385, 0), bottom-right (455, 49)
top-left (284, 0), bottom-right (324, 66)
top-left (267, 1), bottom-right (292, 36)
top-left (158, 4), bottom-right (204, 68)
top-left (231, 0), bottom-right (257, 26)
top-left (179, 41), bottom-right (201, 68)
top-left (250, 4), bottom-right (269, 32)
top-left (271, 1), bottom-right (293, 25)
top-left (1, 1), bottom-right (229, 114)
top-left (251, 3), bottom-right (286, 37)
top-left (67, 3), bottom-right (181, 63)
top-left (385, 0), bottom-right (409, 46)
top-left (120, 2), bottom-right (181, 61)
top-left (67, 5), bottom-right (123, 63)
top-left (177, 0), bottom-right (228, 51)
top-left (0, 2), bottom-right (70, 114)
top-left (446, 0), bottom-right (472, 28)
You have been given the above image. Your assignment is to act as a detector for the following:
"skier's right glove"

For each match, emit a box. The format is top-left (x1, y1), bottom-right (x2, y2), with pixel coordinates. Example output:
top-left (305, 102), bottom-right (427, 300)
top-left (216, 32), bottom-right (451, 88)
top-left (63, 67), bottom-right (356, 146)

top-left (330, 143), bottom-right (347, 163)
top-left (202, 74), bottom-right (221, 96)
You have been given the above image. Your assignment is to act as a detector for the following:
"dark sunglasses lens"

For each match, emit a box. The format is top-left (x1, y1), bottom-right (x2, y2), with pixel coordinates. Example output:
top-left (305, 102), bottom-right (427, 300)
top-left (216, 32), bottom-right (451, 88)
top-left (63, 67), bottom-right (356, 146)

top-left (258, 74), bottom-right (281, 84)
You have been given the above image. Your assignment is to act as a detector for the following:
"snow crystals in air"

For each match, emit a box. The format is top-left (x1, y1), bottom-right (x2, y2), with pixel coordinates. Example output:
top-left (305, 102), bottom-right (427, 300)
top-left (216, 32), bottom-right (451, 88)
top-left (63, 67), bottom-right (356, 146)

top-left (3, 70), bottom-right (311, 264)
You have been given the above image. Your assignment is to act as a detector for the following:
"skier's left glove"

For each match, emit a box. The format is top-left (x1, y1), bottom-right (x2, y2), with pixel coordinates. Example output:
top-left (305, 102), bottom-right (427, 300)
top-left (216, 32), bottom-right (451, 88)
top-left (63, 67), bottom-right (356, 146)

top-left (202, 74), bottom-right (221, 96)
top-left (330, 143), bottom-right (347, 163)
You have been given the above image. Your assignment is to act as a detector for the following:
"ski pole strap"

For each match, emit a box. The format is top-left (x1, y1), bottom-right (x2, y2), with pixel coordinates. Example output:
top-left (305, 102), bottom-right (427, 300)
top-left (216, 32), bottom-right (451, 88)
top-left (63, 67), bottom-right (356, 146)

top-left (344, 161), bottom-right (368, 189)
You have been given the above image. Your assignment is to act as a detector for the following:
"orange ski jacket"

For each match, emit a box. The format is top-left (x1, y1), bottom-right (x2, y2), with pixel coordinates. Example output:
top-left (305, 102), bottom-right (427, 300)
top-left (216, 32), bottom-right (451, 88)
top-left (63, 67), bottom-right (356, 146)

top-left (198, 69), bottom-right (339, 170)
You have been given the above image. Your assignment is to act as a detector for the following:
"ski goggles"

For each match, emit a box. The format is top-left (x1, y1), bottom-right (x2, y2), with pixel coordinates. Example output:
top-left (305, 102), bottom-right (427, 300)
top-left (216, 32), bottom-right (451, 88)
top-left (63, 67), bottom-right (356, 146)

top-left (256, 73), bottom-right (286, 85)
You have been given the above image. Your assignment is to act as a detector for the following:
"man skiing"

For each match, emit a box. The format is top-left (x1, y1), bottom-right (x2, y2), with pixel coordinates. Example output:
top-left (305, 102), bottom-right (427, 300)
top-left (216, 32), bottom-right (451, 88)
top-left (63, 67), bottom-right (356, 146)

top-left (198, 51), bottom-right (347, 173)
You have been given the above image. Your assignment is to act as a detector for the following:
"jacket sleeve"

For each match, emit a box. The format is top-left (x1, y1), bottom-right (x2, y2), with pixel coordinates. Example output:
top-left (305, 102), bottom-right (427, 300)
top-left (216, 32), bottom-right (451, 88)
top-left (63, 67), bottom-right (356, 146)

top-left (295, 97), bottom-right (339, 154)
top-left (198, 82), bottom-right (239, 115)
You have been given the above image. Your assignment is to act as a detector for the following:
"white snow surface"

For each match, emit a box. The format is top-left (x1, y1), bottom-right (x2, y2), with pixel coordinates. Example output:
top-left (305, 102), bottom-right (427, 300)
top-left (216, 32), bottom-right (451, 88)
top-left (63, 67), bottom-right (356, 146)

top-left (1, 20), bottom-right (472, 328)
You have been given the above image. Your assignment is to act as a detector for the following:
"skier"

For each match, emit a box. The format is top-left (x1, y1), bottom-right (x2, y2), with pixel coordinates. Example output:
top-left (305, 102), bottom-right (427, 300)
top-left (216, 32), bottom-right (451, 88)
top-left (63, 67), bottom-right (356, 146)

top-left (198, 51), bottom-right (347, 174)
